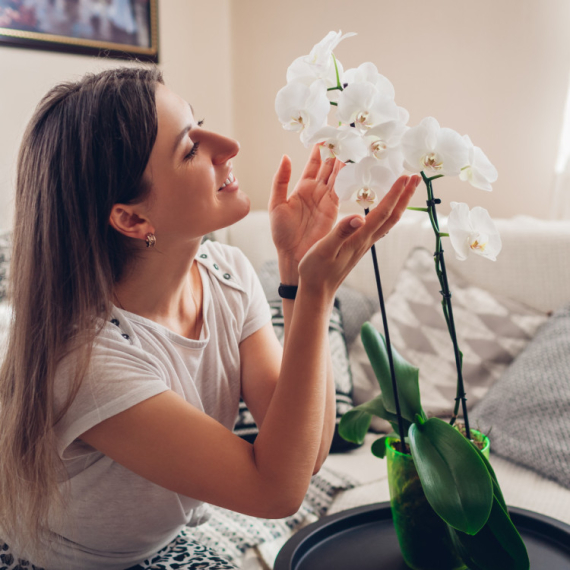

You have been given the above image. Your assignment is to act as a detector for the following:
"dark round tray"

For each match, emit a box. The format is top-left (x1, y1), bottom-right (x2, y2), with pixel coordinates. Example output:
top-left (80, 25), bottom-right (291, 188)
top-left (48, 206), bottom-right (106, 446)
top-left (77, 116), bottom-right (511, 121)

top-left (274, 502), bottom-right (570, 570)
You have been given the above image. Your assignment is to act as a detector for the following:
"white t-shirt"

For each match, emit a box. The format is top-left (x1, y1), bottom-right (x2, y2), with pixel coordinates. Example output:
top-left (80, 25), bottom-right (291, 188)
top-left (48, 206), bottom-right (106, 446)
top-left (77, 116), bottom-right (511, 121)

top-left (8, 241), bottom-right (271, 570)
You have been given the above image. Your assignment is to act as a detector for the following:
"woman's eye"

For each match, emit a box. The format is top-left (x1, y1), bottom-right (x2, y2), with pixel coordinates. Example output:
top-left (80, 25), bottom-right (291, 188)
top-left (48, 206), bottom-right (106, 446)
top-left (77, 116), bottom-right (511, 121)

top-left (185, 141), bottom-right (200, 161)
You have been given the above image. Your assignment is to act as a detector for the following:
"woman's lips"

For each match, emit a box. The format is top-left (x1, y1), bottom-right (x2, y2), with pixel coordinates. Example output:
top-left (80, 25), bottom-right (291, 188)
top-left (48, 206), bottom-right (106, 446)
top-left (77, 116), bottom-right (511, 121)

top-left (218, 172), bottom-right (239, 192)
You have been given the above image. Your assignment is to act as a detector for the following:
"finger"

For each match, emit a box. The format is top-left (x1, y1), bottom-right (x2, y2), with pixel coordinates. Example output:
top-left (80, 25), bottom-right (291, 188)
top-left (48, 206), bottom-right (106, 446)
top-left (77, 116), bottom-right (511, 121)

top-left (355, 175), bottom-right (411, 240)
top-left (371, 175), bottom-right (421, 241)
top-left (317, 215), bottom-right (366, 259)
top-left (268, 155), bottom-right (292, 211)
top-left (299, 144), bottom-right (322, 180)
top-left (326, 158), bottom-right (344, 189)
top-left (316, 157), bottom-right (336, 184)
top-left (315, 158), bottom-right (344, 202)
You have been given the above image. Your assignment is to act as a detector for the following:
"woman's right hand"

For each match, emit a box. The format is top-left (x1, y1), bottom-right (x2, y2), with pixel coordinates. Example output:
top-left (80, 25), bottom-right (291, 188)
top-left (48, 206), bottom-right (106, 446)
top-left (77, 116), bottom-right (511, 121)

top-left (297, 174), bottom-right (421, 301)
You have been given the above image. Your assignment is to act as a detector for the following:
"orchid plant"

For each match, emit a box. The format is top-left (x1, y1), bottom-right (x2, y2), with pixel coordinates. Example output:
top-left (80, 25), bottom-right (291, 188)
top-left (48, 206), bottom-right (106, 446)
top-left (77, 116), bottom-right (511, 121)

top-left (276, 31), bottom-right (528, 570)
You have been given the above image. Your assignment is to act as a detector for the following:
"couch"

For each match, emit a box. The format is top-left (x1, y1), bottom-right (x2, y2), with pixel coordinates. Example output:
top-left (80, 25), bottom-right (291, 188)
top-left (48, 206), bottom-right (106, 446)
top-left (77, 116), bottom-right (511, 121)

top-left (211, 209), bottom-right (570, 569)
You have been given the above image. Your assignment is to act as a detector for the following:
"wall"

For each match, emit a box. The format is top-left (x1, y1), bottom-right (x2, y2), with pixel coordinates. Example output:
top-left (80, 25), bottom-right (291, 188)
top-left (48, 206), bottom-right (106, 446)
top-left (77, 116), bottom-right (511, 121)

top-left (0, 0), bottom-right (232, 231)
top-left (2, 0), bottom-right (570, 228)
top-left (230, 0), bottom-right (570, 219)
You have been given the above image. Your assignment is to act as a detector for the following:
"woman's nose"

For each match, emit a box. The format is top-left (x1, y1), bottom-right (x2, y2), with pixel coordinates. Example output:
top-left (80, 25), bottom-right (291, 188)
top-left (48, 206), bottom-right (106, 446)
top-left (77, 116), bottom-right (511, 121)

top-left (212, 133), bottom-right (240, 165)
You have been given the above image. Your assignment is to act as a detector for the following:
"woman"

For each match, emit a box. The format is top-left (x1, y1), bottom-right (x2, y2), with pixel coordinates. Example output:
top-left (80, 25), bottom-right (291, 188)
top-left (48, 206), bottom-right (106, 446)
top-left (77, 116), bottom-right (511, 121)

top-left (0, 66), bottom-right (419, 570)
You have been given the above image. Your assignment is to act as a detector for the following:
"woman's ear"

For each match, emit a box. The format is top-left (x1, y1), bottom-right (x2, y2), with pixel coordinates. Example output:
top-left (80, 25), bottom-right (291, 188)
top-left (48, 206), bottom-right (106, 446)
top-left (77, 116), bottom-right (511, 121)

top-left (108, 204), bottom-right (154, 241)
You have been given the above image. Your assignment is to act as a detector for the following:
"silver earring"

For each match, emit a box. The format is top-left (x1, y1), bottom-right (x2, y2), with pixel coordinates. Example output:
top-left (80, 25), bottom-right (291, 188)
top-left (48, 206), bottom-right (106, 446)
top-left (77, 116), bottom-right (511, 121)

top-left (145, 233), bottom-right (156, 248)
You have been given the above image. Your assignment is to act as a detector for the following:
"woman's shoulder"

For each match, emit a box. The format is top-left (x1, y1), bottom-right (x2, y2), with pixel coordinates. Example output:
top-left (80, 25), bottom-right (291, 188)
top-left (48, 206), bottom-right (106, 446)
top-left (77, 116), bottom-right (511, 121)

top-left (56, 311), bottom-right (165, 382)
top-left (199, 239), bottom-right (249, 264)
top-left (197, 240), bottom-right (257, 290)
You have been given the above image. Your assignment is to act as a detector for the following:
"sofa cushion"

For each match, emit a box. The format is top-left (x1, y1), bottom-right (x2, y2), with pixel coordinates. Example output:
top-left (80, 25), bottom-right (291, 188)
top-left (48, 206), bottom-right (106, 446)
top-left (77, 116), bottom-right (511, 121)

top-left (349, 247), bottom-right (549, 429)
top-left (233, 298), bottom-right (360, 452)
top-left (471, 303), bottom-right (570, 488)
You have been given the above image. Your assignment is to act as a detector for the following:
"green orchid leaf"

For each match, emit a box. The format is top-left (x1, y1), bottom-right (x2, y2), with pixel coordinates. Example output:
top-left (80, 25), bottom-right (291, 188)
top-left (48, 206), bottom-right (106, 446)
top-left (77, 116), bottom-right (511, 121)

top-left (338, 407), bottom-right (371, 445)
top-left (408, 417), bottom-right (493, 535)
top-left (472, 441), bottom-right (508, 513)
top-left (448, 492), bottom-right (530, 570)
top-left (338, 395), bottom-right (410, 444)
top-left (360, 322), bottom-right (423, 423)
top-left (371, 432), bottom-right (397, 458)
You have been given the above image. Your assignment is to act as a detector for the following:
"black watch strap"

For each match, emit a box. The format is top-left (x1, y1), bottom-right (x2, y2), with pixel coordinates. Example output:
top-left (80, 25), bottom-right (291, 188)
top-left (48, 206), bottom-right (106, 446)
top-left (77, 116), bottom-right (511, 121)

top-left (278, 284), bottom-right (298, 299)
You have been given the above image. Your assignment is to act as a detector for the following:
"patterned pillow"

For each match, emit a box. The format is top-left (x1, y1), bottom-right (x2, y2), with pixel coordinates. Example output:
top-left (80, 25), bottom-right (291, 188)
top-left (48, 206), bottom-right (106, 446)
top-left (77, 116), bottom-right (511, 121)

top-left (349, 247), bottom-right (549, 428)
top-left (471, 303), bottom-right (570, 488)
top-left (233, 298), bottom-right (360, 452)
top-left (0, 231), bottom-right (11, 304)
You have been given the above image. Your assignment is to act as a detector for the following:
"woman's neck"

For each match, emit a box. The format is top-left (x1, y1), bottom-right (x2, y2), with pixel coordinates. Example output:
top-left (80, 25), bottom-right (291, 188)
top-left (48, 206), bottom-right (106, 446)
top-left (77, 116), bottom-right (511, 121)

top-left (113, 240), bottom-right (204, 339)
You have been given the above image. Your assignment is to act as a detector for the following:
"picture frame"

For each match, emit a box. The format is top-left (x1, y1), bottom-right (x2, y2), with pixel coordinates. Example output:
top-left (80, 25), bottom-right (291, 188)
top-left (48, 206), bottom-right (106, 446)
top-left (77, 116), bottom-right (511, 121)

top-left (0, 0), bottom-right (158, 63)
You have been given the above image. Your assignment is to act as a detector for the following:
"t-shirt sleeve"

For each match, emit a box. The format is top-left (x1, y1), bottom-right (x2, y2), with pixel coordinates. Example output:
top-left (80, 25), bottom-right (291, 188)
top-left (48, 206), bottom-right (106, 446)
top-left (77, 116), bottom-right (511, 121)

top-left (53, 334), bottom-right (170, 460)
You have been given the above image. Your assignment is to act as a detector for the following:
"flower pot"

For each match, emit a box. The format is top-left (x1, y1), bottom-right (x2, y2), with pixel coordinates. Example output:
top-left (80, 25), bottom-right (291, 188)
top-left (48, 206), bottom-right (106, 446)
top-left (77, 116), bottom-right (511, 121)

top-left (386, 430), bottom-right (490, 570)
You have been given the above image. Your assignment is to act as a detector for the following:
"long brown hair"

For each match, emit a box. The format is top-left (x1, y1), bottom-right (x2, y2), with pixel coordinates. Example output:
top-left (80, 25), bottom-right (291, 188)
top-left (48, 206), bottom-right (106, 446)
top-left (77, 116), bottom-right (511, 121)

top-left (0, 64), bottom-right (164, 565)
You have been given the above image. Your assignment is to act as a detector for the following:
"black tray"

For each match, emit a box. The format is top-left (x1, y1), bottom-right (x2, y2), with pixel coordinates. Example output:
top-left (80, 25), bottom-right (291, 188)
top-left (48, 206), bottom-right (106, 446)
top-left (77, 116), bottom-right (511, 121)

top-left (274, 502), bottom-right (570, 570)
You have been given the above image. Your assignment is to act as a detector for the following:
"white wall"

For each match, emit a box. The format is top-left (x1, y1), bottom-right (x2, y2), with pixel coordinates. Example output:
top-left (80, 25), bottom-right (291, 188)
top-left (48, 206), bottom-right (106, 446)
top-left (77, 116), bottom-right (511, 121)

top-left (0, 0), bottom-right (232, 231)
top-left (230, 0), bottom-right (570, 219)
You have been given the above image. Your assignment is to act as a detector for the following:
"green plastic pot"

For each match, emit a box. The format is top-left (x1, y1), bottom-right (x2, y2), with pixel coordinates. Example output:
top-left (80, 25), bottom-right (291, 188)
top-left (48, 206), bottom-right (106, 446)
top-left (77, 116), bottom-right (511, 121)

top-left (386, 429), bottom-right (490, 570)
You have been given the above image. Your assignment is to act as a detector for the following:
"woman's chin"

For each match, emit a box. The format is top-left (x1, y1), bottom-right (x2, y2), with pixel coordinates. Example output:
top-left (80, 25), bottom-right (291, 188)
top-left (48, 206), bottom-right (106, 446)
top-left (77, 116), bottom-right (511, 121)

top-left (231, 190), bottom-right (251, 220)
top-left (213, 191), bottom-right (250, 231)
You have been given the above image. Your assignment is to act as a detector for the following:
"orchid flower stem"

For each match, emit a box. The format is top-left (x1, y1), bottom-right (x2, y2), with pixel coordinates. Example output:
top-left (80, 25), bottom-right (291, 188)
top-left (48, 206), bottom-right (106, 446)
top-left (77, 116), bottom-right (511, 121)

top-left (407, 207), bottom-right (429, 212)
top-left (330, 102), bottom-right (338, 107)
top-left (439, 232), bottom-right (450, 237)
top-left (365, 207), bottom-right (408, 454)
top-left (327, 86), bottom-right (343, 91)
top-left (420, 172), bottom-right (471, 440)
top-left (332, 53), bottom-right (343, 90)
top-left (427, 174), bottom-right (445, 182)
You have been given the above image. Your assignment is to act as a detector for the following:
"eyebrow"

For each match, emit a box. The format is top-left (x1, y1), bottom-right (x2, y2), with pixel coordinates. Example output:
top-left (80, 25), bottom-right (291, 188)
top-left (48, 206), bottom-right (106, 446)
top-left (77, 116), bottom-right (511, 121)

top-left (172, 102), bottom-right (195, 155)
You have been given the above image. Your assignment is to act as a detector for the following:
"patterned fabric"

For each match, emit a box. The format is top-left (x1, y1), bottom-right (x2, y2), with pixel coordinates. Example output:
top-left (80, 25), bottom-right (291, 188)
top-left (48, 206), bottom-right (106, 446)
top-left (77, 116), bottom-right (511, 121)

top-left (0, 541), bottom-right (43, 570)
top-left (349, 247), bottom-right (549, 425)
top-left (125, 532), bottom-right (238, 569)
top-left (0, 534), bottom-right (237, 570)
top-left (183, 466), bottom-right (356, 566)
top-left (0, 231), bottom-right (11, 304)
top-left (471, 303), bottom-right (570, 489)
top-left (233, 298), bottom-right (360, 452)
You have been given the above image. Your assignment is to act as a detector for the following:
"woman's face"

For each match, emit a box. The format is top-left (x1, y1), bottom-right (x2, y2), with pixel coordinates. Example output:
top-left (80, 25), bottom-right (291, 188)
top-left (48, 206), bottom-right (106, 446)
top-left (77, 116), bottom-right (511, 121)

top-left (141, 83), bottom-right (248, 240)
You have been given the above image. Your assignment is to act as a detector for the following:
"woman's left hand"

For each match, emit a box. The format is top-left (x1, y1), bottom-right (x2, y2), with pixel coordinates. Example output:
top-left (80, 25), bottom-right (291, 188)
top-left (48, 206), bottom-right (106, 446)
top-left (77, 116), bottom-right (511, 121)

top-left (269, 145), bottom-right (344, 282)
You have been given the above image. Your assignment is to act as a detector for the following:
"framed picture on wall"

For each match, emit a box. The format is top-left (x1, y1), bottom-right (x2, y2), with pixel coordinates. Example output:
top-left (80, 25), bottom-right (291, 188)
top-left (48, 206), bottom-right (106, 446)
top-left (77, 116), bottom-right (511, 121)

top-left (0, 0), bottom-right (158, 62)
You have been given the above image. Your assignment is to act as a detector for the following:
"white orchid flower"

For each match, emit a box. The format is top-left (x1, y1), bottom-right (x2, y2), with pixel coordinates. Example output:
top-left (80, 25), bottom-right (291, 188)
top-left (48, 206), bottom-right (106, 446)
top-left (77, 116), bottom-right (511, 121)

top-left (371, 146), bottom-right (406, 177)
top-left (334, 156), bottom-right (398, 208)
top-left (459, 135), bottom-right (498, 192)
top-left (275, 80), bottom-right (330, 146)
top-left (364, 120), bottom-right (408, 159)
top-left (447, 202), bottom-right (502, 261)
top-left (401, 117), bottom-right (470, 177)
top-left (337, 82), bottom-right (400, 132)
top-left (343, 62), bottom-right (395, 99)
top-left (286, 30), bottom-right (356, 88)
top-left (307, 125), bottom-right (369, 163)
